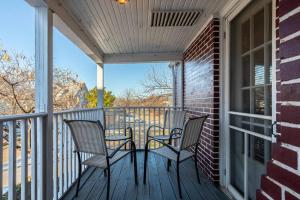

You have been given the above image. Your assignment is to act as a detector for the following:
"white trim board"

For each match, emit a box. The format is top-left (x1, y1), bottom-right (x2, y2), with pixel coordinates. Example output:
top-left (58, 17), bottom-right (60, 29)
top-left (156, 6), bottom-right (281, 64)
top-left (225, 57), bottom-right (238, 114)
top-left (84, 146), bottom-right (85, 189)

top-left (103, 52), bottom-right (183, 64)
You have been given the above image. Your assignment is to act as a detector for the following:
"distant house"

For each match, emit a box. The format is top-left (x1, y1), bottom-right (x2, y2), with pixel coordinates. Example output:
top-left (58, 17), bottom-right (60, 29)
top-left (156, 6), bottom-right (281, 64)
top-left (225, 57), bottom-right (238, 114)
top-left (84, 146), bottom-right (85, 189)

top-left (75, 82), bottom-right (88, 108)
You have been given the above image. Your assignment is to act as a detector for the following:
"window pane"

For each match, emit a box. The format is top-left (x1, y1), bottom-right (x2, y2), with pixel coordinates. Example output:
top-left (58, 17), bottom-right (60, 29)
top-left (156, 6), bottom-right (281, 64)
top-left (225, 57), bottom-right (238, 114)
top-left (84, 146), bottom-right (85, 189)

top-left (242, 20), bottom-right (250, 53)
top-left (230, 130), bottom-right (245, 196)
top-left (242, 55), bottom-right (250, 87)
top-left (243, 90), bottom-right (250, 113)
top-left (268, 3), bottom-right (272, 41)
top-left (253, 9), bottom-right (264, 47)
top-left (266, 44), bottom-right (272, 84)
top-left (248, 135), bottom-right (271, 200)
top-left (266, 86), bottom-right (272, 115)
top-left (254, 48), bottom-right (264, 86)
top-left (254, 87), bottom-right (264, 114)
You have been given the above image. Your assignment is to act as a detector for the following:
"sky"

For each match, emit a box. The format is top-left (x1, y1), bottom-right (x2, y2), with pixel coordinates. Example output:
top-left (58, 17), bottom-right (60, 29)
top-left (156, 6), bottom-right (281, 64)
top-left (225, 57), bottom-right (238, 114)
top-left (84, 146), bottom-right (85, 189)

top-left (0, 0), bottom-right (171, 96)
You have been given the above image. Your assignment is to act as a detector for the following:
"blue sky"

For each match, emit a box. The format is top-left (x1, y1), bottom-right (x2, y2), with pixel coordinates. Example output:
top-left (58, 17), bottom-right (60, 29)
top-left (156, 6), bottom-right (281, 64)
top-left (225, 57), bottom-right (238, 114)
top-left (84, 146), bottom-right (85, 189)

top-left (0, 0), bottom-right (171, 96)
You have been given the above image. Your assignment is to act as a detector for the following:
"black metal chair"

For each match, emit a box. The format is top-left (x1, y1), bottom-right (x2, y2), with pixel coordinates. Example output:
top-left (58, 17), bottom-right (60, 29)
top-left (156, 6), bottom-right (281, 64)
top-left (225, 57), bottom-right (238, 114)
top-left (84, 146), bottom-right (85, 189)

top-left (144, 115), bottom-right (208, 198)
top-left (103, 108), bottom-right (132, 142)
top-left (64, 120), bottom-right (138, 200)
top-left (146, 110), bottom-right (186, 169)
top-left (146, 109), bottom-right (186, 142)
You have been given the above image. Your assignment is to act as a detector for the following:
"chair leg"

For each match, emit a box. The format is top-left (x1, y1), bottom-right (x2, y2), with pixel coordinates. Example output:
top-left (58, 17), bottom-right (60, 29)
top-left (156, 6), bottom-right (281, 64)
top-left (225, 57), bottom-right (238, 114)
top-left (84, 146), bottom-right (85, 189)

top-left (131, 150), bottom-right (133, 163)
top-left (133, 148), bottom-right (138, 184)
top-left (143, 147), bottom-right (148, 184)
top-left (130, 137), bottom-right (133, 163)
top-left (194, 155), bottom-right (200, 184)
top-left (106, 166), bottom-right (111, 200)
top-left (176, 161), bottom-right (182, 198)
top-left (75, 153), bottom-right (81, 197)
top-left (167, 159), bottom-right (171, 171)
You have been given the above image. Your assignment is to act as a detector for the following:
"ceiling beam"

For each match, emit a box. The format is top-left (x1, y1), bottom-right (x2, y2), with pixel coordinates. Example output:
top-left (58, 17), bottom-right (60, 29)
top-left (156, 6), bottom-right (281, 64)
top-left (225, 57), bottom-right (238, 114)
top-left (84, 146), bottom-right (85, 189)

top-left (26, 0), bottom-right (104, 63)
top-left (103, 52), bottom-right (183, 64)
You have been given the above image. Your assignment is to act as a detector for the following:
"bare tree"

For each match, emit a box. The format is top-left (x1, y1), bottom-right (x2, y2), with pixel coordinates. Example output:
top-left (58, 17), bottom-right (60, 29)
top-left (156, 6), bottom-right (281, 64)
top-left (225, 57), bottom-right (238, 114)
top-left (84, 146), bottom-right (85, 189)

top-left (141, 66), bottom-right (172, 96)
top-left (0, 48), bottom-right (35, 114)
top-left (0, 46), bottom-right (88, 115)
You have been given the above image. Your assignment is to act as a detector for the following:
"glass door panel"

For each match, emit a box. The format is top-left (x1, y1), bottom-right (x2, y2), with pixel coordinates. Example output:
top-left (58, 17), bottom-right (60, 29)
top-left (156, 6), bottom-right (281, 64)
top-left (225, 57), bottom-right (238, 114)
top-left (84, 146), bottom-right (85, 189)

top-left (230, 129), bottom-right (244, 195)
top-left (228, 0), bottom-right (273, 199)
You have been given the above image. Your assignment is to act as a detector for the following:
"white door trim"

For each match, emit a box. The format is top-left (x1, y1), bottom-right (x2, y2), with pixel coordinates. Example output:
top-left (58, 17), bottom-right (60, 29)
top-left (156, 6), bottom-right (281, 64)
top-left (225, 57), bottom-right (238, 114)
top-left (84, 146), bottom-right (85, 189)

top-left (219, 0), bottom-right (252, 191)
top-left (219, 0), bottom-right (277, 199)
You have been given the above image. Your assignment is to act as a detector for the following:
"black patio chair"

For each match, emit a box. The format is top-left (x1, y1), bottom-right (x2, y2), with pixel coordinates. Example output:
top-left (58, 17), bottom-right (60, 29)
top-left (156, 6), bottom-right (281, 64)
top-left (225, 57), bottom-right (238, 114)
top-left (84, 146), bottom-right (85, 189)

top-left (144, 115), bottom-right (208, 198)
top-left (64, 119), bottom-right (138, 200)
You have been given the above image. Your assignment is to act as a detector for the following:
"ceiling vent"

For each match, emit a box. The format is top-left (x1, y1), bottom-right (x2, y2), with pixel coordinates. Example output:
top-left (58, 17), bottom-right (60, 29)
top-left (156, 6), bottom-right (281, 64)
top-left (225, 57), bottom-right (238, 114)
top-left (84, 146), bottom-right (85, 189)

top-left (151, 10), bottom-right (202, 27)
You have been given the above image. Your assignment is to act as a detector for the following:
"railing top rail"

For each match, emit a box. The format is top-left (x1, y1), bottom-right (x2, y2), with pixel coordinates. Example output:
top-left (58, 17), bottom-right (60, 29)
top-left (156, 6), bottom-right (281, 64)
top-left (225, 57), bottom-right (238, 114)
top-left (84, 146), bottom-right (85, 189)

top-left (54, 108), bottom-right (103, 115)
top-left (105, 106), bottom-right (181, 109)
top-left (0, 112), bottom-right (48, 122)
top-left (0, 106), bottom-right (181, 121)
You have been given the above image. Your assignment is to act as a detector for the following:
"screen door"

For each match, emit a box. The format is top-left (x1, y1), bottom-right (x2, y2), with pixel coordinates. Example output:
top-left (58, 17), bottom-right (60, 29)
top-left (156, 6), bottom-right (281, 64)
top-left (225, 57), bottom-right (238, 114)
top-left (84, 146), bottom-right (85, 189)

top-left (228, 0), bottom-right (273, 199)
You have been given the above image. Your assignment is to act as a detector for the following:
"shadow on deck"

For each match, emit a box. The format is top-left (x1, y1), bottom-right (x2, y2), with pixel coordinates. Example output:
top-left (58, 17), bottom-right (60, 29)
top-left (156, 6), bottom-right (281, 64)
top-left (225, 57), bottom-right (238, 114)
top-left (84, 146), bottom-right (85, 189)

top-left (62, 151), bottom-right (229, 200)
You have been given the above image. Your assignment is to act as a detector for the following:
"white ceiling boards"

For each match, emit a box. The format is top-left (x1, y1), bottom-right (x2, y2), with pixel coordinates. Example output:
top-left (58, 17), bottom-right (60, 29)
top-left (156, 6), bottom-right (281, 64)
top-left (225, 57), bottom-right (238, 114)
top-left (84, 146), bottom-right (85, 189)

top-left (47, 0), bottom-right (229, 63)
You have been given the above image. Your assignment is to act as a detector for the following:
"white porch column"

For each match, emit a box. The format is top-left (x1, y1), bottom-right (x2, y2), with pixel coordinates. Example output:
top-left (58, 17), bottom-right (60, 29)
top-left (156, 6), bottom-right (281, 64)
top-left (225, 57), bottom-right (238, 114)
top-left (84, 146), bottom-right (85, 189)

top-left (97, 63), bottom-right (104, 124)
top-left (35, 5), bottom-right (53, 200)
top-left (97, 63), bottom-right (104, 108)
top-left (169, 62), bottom-right (177, 107)
top-left (169, 61), bottom-right (183, 108)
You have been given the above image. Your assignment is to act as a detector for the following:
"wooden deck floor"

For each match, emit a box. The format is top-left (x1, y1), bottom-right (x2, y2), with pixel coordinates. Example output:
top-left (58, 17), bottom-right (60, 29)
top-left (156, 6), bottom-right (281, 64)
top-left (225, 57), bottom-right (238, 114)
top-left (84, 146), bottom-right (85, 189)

top-left (62, 152), bottom-right (229, 200)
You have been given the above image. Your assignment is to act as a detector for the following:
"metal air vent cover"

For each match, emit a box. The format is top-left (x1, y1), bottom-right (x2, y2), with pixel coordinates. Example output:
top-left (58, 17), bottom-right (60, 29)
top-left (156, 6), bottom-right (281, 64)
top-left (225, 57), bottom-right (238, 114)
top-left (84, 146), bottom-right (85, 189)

top-left (151, 10), bottom-right (202, 27)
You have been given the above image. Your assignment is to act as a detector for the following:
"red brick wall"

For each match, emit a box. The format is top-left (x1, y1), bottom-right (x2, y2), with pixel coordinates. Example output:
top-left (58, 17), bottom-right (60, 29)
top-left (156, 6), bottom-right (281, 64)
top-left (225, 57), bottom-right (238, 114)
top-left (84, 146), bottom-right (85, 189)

top-left (257, 0), bottom-right (300, 199)
top-left (182, 18), bottom-right (220, 182)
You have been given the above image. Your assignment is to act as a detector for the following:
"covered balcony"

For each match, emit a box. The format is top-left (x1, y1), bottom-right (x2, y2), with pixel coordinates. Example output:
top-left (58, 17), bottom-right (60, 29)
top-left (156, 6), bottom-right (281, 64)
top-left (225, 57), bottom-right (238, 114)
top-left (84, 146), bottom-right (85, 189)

top-left (1, 0), bottom-right (300, 200)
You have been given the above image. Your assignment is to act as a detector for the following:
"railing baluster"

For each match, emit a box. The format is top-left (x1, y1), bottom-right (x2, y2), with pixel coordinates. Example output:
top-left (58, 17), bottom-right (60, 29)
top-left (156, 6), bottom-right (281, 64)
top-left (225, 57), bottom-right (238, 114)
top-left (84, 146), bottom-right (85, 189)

top-left (37, 116), bottom-right (44, 200)
top-left (21, 119), bottom-right (28, 200)
top-left (68, 113), bottom-right (72, 186)
top-left (75, 112), bottom-right (79, 178)
top-left (143, 107), bottom-right (146, 148)
top-left (133, 108), bottom-right (136, 149)
top-left (148, 108), bottom-right (150, 149)
top-left (8, 121), bottom-right (16, 200)
top-left (138, 107), bottom-right (141, 149)
top-left (31, 118), bottom-right (37, 200)
top-left (118, 109), bottom-right (121, 147)
top-left (63, 113), bottom-right (68, 192)
top-left (53, 115), bottom-right (58, 200)
top-left (168, 107), bottom-right (171, 131)
top-left (71, 112), bottom-right (75, 183)
top-left (113, 109), bottom-right (116, 148)
top-left (154, 108), bottom-right (156, 148)
top-left (158, 107), bottom-right (161, 137)
top-left (0, 122), bottom-right (3, 198)
top-left (59, 114), bottom-right (63, 197)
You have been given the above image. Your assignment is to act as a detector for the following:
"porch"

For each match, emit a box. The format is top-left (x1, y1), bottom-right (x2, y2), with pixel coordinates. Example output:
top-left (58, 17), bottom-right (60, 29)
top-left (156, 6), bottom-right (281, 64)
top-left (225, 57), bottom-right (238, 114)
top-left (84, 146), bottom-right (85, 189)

top-left (61, 152), bottom-right (229, 200)
top-left (1, 0), bottom-right (300, 199)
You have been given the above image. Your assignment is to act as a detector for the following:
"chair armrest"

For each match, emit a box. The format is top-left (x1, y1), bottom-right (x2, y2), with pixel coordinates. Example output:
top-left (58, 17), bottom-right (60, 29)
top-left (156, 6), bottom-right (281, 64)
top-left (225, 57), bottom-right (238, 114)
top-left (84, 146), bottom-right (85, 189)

top-left (107, 139), bottom-right (135, 158)
top-left (168, 128), bottom-right (183, 140)
top-left (125, 126), bottom-right (133, 139)
top-left (146, 138), bottom-right (179, 154)
top-left (146, 125), bottom-right (165, 138)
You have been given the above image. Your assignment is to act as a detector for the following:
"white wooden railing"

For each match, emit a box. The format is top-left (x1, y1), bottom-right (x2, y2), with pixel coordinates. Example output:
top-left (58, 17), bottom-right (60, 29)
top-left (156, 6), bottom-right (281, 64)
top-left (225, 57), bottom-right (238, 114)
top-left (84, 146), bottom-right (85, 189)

top-left (0, 112), bottom-right (47, 200)
top-left (52, 108), bottom-right (102, 200)
top-left (0, 106), bottom-right (181, 199)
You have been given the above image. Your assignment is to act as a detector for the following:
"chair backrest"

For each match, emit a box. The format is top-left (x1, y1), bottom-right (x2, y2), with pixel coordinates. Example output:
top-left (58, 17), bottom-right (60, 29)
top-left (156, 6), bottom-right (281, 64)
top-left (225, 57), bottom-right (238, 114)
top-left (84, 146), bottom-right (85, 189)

top-left (179, 115), bottom-right (208, 150)
top-left (164, 110), bottom-right (187, 131)
top-left (103, 108), bottom-right (126, 130)
top-left (64, 120), bottom-right (107, 155)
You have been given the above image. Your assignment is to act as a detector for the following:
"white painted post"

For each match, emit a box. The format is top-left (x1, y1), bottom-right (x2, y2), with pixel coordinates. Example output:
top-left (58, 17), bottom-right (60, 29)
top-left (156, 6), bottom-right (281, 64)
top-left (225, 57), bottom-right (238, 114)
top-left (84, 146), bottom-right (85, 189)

top-left (35, 6), bottom-right (53, 200)
top-left (169, 62), bottom-right (177, 107)
top-left (169, 61), bottom-right (183, 108)
top-left (97, 63), bottom-right (104, 122)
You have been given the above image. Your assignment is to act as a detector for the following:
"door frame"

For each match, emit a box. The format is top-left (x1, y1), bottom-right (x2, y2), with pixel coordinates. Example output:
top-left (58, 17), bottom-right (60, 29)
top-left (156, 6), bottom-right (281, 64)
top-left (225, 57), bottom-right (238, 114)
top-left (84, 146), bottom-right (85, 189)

top-left (219, 0), bottom-right (277, 199)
